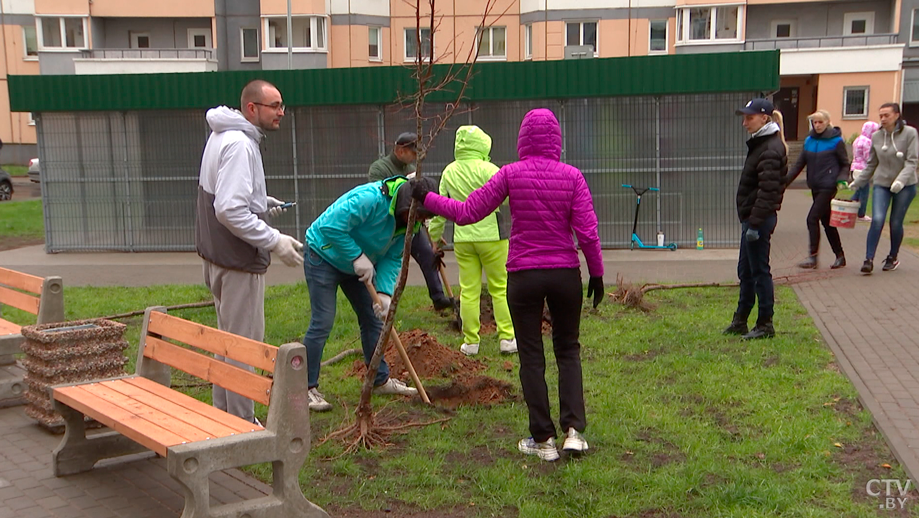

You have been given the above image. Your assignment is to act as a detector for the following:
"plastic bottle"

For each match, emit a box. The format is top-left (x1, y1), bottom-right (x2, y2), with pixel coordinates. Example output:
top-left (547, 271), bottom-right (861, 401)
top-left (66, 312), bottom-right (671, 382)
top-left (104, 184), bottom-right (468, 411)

top-left (657, 231), bottom-right (664, 247)
top-left (697, 228), bottom-right (704, 250)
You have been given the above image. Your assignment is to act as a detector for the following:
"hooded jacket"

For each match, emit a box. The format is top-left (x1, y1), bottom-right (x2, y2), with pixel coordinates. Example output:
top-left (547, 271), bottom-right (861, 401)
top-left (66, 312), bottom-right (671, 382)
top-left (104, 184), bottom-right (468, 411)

top-left (852, 120), bottom-right (919, 189)
top-left (195, 106), bottom-right (279, 274)
top-left (785, 125), bottom-right (850, 191)
top-left (851, 121), bottom-right (879, 172)
top-left (428, 126), bottom-right (509, 244)
top-left (421, 109), bottom-right (604, 277)
top-left (305, 177), bottom-right (427, 296)
top-left (736, 123), bottom-right (787, 227)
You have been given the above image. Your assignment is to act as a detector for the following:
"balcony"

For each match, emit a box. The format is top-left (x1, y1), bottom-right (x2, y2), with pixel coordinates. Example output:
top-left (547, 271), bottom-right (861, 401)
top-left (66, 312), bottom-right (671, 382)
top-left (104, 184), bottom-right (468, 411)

top-left (744, 33), bottom-right (899, 50)
top-left (744, 34), bottom-right (903, 76)
top-left (72, 48), bottom-right (218, 75)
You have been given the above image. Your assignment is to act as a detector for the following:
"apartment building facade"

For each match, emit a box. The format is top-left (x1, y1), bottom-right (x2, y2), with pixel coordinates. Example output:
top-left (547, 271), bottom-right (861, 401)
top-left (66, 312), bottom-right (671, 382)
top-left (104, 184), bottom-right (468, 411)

top-left (0, 0), bottom-right (908, 161)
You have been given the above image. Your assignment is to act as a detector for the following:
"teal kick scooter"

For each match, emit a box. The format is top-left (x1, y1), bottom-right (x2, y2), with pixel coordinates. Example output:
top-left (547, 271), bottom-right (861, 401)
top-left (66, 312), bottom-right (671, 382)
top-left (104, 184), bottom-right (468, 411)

top-left (622, 184), bottom-right (677, 251)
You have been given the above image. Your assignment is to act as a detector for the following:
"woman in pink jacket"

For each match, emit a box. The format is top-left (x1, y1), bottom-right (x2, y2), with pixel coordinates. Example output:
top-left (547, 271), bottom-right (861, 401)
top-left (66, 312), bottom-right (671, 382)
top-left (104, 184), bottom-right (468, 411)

top-left (850, 121), bottom-right (879, 221)
top-left (412, 108), bottom-right (604, 462)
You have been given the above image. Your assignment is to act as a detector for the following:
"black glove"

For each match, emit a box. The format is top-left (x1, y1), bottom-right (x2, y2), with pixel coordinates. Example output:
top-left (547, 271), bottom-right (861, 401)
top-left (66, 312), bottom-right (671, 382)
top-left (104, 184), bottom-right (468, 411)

top-left (586, 276), bottom-right (604, 309)
top-left (411, 178), bottom-right (432, 202)
top-left (432, 247), bottom-right (445, 270)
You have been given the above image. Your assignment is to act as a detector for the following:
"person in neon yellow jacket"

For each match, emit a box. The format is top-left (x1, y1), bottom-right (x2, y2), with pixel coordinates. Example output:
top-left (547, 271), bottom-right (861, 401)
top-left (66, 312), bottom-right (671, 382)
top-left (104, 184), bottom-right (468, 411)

top-left (429, 125), bottom-right (516, 356)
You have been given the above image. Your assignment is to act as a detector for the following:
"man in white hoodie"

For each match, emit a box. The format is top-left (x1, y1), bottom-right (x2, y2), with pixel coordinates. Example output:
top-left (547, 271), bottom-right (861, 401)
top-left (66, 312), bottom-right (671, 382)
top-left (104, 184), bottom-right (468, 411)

top-left (195, 79), bottom-right (304, 424)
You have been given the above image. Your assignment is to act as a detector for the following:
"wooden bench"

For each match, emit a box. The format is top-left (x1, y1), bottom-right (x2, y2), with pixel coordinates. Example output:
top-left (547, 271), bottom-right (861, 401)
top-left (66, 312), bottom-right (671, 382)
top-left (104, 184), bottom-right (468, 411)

top-left (50, 306), bottom-right (329, 518)
top-left (0, 266), bottom-right (64, 407)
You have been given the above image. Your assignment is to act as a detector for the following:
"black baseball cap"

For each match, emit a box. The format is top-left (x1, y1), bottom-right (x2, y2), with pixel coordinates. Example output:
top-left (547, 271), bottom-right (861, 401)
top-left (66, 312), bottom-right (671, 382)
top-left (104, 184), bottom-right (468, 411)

top-left (395, 132), bottom-right (418, 149)
top-left (736, 98), bottom-right (774, 116)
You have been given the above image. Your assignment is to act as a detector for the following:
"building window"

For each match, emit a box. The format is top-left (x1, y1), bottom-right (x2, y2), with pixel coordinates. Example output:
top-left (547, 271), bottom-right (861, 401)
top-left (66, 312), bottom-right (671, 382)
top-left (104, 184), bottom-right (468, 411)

top-left (187, 29), bottom-right (212, 48)
top-left (37, 16), bottom-right (86, 49)
top-left (772, 20), bottom-right (795, 38)
top-left (264, 16), bottom-right (326, 51)
top-left (565, 21), bottom-right (597, 54)
top-left (677, 6), bottom-right (742, 43)
top-left (28, 113), bottom-right (35, 126)
top-left (912, 9), bottom-right (919, 45)
top-left (525, 24), bottom-right (533, 60)
top-left (649, 20), bottom-right (668, 53)
top-left (405, 27), bottom-right (432, 61)
top-left (369, 26), bottom-right (382, 61)
top-left (130, 32), bottom-right (150, 49)
top-left (843, 87), bottom-right (869, 118)
top-left (241, 28), bottom-right (259, 61)
top-left (477, 26), bottom-right (506, 60)
top-left (843, 12), bottom-right (874, 36)
top-left (22, 25), bottom-right (37, 58)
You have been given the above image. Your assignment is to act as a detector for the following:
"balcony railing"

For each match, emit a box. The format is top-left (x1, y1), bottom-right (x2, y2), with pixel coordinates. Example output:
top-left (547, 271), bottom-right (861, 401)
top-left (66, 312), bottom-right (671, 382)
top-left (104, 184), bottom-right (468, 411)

top-left (79, 48), bottom-right (216, 60)
top-left (744, 33), bottom-right (899, 51)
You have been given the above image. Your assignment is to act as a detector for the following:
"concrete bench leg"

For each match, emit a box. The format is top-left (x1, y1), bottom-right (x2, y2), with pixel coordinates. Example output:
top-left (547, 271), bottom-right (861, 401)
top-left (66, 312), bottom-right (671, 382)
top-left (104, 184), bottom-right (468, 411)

top-left (0, 335), bottom-right (26, 407)
top-left (51, 399), bottom-right (148, 476)
top-left (167, 436), bottom-right (329, 518)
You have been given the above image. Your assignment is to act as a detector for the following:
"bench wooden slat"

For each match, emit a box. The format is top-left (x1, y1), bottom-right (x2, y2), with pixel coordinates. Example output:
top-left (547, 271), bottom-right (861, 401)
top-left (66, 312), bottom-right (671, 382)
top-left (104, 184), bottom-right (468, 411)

top-left (0, 318), bottom-right (20, 337)
top-left (0, 267), bottom-right (44, 295)
top-left (80, 381), bottom-right (217, 444)
top-left (116, 377), bottom-right (256, 436)
top-left (54, 384), bottom-right (189, 457)
top-left (143, 336), bottom-right (272, 406)
top-left (0, 286), bottom-right (40, 315)
top-left (147, 312), bottom-right (278, 373)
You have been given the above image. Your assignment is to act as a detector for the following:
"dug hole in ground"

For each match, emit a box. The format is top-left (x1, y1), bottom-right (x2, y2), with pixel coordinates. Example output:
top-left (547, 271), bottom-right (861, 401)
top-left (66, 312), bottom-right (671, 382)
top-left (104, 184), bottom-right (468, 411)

top-left (349, 293), bottom-right (552, 408)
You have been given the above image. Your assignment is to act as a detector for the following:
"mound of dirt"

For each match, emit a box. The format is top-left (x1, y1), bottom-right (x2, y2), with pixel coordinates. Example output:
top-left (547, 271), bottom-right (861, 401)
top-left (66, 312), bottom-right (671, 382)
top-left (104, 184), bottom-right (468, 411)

top-left (346, 329), bottom-right (514, 407)
top-left (477, 291), bottom-right (551, 335)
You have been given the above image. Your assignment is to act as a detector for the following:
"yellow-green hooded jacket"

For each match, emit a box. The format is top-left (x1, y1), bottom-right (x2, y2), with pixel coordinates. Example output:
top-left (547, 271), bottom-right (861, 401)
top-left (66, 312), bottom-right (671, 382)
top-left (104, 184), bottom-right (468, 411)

top-left (429, 126), bottom-right (509, 243)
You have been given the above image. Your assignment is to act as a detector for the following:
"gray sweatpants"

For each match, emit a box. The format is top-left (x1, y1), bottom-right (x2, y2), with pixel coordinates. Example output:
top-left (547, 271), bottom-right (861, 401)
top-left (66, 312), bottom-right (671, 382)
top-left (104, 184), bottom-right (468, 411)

top-left (202, 260), bottom-right (265, 424)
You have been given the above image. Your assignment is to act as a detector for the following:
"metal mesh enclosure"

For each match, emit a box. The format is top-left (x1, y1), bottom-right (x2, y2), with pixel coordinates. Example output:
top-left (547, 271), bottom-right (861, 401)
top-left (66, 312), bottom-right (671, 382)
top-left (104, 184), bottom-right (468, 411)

top-left (36, 92), bottom-right (754, 252)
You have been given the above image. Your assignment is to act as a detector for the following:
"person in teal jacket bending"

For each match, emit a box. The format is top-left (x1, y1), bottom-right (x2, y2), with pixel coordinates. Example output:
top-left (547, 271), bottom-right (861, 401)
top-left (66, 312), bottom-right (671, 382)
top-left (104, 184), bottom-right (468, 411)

top-left (429, 126), bottom-right (516, 356)
top-left (302, 176), bottom-right (437, 411)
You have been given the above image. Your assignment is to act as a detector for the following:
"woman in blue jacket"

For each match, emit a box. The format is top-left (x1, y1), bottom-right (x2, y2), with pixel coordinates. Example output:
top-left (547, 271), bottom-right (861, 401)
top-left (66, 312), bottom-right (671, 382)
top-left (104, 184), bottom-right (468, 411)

top-left (785, 109), bottom-right (850, 269)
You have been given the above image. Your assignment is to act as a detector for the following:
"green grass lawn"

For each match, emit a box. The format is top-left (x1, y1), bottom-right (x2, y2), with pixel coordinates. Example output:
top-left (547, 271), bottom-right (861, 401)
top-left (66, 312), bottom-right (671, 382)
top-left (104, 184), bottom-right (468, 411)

top-left (3, 164), bottom-right (28, 177)
top-left (0, 199), bottom-right (44, 240)
top-left (1, 283), bottom-right (912, 517)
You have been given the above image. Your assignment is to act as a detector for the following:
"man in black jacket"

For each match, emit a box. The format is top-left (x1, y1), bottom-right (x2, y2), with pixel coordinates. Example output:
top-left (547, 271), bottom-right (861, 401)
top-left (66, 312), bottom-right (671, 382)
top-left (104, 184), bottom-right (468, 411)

top-left (725, 98), bottom-right (787, 339)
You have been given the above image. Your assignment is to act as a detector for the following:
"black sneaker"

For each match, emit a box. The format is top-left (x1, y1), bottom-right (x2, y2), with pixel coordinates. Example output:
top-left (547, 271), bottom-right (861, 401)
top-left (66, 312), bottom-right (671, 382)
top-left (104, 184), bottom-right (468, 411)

top-left (433, 297), bottom-right (454, 311)
top-left (742, 323), bottom-right (775, 340)
top-left (882, 256), bottom-right (899, 272)
top-left (722, 321), bottom-right (748, 335)
top-left (860, 260), bottom-right (874, 274)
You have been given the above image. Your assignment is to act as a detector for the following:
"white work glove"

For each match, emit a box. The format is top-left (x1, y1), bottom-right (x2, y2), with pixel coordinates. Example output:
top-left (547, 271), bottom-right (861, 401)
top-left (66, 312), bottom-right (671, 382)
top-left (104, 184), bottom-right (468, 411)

top-left (373, 293), bottom-right (391, 319)
top-left (266, 196), bottom-right (288, 218)
top-left (270, 234), bottom-right (304, 267)
top-left (891, 180), bottom-right (905, 194)
top-left (352, 254), bottom-right (375, 283)
top-left (406, 172), bottom-right (416, 179)
top-left (847, 181), bottom-right (860, 191)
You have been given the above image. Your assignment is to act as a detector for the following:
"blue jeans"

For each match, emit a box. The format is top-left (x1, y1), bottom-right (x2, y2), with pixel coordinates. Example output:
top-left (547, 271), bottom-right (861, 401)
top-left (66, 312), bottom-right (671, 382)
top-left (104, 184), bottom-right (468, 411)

top-left (303, 248), bottom-right (389, 389)
top-left (851, 184), bottom-right (870, 218)
top-left (736, 215), bottom-right (777, 325)
top-left (866, 184), bottom-right (918, 261)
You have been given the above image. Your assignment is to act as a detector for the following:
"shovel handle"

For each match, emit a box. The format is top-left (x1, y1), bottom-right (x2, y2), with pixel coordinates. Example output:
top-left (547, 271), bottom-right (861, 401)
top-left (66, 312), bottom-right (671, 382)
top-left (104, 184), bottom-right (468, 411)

top-left (364, 282), bottom-right (430, 404)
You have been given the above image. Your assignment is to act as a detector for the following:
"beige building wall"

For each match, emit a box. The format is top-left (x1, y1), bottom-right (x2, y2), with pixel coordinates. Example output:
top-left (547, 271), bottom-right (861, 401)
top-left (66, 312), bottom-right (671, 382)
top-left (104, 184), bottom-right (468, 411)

top-left (817, 71), bottom-right (901, 138)
top-left (34, 0), bottom-right (85, 15)
top-left (88, 0), bottom-right (214, 17)
top-left (0, 23), bottom-right (39, 147)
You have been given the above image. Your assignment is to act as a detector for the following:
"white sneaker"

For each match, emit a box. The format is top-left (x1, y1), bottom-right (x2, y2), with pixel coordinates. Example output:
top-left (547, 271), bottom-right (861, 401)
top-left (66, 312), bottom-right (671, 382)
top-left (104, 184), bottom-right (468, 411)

top-left (518, 437), bottom-right (559, 461)
top-left (562, 428), bottom-right (588, 453)
top-left (308, 388), bottom-right (332, 412)
top-left (373, 378), bottom-right (418, 396)
top-left (460, 343), bottom-right (479, 356)
top-left (500, 338), bottom-right (518, 354)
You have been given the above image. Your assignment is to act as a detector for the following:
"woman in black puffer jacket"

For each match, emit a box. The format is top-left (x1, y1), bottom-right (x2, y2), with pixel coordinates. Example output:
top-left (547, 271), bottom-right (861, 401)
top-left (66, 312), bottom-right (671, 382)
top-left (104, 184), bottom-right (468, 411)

top-left (784, 109), bottom-right (850, 269)
top-left (725, 98), bottom-right (787, 340)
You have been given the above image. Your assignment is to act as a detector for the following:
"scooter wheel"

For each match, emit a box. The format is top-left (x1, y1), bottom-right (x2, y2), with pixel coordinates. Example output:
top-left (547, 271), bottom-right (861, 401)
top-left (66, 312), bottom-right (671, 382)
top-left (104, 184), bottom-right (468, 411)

top-left (668, 243), bottom-right (678, 251)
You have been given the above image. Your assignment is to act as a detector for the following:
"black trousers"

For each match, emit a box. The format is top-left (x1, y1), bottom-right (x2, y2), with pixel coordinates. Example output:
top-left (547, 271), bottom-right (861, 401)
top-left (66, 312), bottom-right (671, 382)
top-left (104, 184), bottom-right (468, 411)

top-left (410, 228), bottom-right (447, 303)
top-left (507, 268), bottom-right (586, 442)
top-left (807, 189), bottom-right (844, 257)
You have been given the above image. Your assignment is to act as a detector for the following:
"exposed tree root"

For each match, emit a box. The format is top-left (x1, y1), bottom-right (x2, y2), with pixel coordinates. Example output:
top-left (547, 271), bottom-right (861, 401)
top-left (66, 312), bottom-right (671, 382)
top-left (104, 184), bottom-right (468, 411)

top-left (319, 405), bottom-right (451, 458)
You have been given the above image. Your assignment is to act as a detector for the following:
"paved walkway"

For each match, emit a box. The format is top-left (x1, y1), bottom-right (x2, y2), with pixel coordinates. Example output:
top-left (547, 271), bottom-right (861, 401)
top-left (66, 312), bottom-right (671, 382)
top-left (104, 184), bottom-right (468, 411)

top-left (2, 188), bottom-right (919, 516)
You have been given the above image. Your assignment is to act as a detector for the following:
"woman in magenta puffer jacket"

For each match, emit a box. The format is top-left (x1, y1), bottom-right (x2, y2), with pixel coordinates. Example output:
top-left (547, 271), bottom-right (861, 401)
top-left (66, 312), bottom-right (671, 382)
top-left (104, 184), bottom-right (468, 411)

top-left (412, 108), bottom-right (604, 462)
